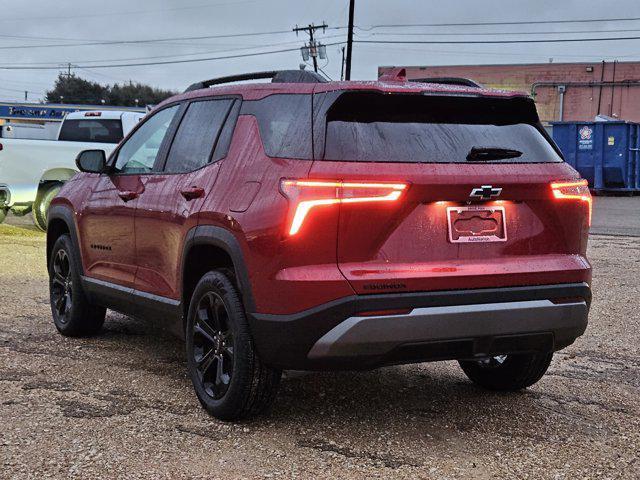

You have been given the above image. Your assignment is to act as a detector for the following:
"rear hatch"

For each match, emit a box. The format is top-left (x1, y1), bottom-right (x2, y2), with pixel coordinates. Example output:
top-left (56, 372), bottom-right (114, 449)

top-left (308, 91), bottom-right (591, 294)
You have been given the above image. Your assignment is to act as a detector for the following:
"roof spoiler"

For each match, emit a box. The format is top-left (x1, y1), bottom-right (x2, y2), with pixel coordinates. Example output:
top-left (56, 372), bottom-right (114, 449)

top-left (184, 70), bottom-right (328, 93)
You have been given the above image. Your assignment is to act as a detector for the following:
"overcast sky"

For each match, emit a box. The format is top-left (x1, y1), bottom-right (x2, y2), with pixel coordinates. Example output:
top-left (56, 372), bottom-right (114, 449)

top-left (1, 0), bottom-right (640, 102)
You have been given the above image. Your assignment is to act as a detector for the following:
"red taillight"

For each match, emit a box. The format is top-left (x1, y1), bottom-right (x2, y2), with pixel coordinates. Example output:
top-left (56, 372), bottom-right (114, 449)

top-left (551, 179), bottom-right (592, 226)
top-left (280, 180), bottom-right (408, 236)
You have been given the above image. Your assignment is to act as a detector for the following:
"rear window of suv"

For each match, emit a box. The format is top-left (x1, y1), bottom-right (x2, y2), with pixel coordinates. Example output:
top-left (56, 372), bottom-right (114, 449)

top-left (58, 119), bottom-right (123, 144)
top-left (323, 92), bottom-right (562, 163)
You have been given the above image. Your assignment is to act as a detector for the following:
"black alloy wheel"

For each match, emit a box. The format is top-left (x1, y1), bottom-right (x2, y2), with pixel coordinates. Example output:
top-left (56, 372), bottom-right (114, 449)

top-left (192, 291), bottom-right (235, 400)
top-left (185, 270), bottom-right (281, 420)
top-left (48, 234), bottom-right (105, 337)
top-left (51, 248), bottom-right (73, 324)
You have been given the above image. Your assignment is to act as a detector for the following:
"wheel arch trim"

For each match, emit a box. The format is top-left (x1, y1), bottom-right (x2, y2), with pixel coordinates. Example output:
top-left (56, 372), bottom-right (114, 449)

top-left (47, 204), bottom-right (83, 274)
top-left (182, 225), bottom-right (256, 313)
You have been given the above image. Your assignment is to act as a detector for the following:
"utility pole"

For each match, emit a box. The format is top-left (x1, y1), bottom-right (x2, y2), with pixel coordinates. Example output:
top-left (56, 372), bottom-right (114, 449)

top-left (60, 63), bottom-right (73, 79)
top-left (293, 23), bottom-right (328, 73)
top-left (345, 0), bottom-right (355, 80)
top-left (24, 91), bottom-right (28, 102)
top-left (340, 46), bottom-right (346, 81)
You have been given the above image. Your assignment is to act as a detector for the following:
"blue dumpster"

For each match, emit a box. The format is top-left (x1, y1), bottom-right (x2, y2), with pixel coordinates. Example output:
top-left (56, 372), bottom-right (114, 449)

top-left (551, 121), bottom-right (640, 193)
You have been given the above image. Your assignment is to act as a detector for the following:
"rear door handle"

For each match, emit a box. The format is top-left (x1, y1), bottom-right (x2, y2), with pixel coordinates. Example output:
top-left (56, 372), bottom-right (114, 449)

top-left (180, 186), bottom-right (205, 201)
top-left (118, 190), bottom-right (139, 202)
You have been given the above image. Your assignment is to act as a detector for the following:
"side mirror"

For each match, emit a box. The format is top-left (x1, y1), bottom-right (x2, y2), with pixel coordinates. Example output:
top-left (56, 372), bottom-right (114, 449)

top-left (76, 150), bottom-right (107, 173)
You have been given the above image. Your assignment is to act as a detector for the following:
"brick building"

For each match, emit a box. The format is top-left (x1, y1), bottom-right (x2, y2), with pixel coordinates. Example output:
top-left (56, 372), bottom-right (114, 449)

top-left (379, 61), bottom-right (640, 124)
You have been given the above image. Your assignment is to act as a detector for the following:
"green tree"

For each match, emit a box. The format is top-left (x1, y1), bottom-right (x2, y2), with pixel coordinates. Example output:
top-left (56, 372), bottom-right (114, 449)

top-left (45, 74), bottom-right (107, 104)
top-left (45, 74), bottom-right (177, 107)
top-left (108, 81), bottom-right (176, 107)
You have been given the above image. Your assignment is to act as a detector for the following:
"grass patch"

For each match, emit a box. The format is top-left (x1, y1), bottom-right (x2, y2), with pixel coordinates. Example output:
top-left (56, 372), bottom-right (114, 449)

top-left (0, 223), bottom-right (45, 238)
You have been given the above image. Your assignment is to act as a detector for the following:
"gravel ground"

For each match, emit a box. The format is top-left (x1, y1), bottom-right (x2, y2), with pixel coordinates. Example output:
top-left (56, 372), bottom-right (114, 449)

top-left (0, 219), bottom-right (638, 479)
top-left (591, 196), bottom-right (640, 237)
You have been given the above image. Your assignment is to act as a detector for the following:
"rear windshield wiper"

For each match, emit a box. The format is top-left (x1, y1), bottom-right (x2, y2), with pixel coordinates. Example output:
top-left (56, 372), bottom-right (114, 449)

top-left (466, 147), bottom-right (523, 161)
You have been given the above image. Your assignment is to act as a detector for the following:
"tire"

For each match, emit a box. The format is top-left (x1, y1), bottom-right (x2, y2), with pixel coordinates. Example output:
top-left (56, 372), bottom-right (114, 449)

top-left (186, 270), bottom-right (281, 421)
top-left (34, 182), bottom-right (62, 231)
top-left (49, 234), bottom-right (106, 337)
top-left (459, 352), bottom-right (553, 391)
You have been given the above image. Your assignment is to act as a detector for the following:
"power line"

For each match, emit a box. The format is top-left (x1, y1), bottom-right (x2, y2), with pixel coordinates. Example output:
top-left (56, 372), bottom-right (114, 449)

top-left (0, 85), bottom-right (43, 95)
top-left (0, 76), bottom-right (51, 88)
top-left (0, 0), bottom-right (261, 23)
top-left (0, 33), bottom-right (108, 42)
top-left (2, 16), bottom-right (637, 48)
top-left (361, 44), bottom-right (636, 60)
top-left (4, 35), bottom-right (347, 68)
top-left (358, 16), bottom-right (640, 30)
top-left (0, 32), bottom-right (296, 51)
top-left (0, 32), bottom-right (290, 51)
top-left (318, 66), bottom-right (333, 81)
top-left (76, 67), bottom-right (130, 83)
top-left (0, 42), bottom-right (346, 70)
top-left (358, 27), bottom-right (640, 37)
top-left (0, 27), bottom-right (346, 51)
top-left (355, 36), bottom-right (640, 46)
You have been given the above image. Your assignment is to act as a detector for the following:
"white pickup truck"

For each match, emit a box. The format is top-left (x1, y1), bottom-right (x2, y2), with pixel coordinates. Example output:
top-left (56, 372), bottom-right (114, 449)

top-left (0, 110), bottom-right (144, 230)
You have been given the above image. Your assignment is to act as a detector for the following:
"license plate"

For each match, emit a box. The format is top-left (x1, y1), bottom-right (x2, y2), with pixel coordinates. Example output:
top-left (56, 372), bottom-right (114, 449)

top-left (447, 206), bottom-right (507, 243)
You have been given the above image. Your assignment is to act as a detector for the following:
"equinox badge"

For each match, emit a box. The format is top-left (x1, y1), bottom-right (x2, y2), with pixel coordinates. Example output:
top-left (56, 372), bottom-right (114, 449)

top-left (470, 185), bottom-right (502, 200)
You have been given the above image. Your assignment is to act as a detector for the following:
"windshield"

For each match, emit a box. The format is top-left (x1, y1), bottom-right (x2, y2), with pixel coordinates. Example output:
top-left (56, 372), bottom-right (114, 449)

top-left (323, 92), bottom-right (562, 164)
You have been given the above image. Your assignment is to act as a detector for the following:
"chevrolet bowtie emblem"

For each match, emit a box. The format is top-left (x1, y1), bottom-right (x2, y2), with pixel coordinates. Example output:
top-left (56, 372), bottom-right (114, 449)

top-left (470, 185), bottom-right (502, 200)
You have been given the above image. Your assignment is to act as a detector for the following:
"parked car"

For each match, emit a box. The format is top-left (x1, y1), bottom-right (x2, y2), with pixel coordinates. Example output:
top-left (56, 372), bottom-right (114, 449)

top-left (46, 69), bottom-right (592, 420)
top-left (0, 110), bottom-right (144, 229)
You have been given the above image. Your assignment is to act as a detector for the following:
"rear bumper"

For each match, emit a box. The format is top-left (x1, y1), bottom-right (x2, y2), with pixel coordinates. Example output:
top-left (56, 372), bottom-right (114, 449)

top-left (248, 282), bottom-right (591, 370)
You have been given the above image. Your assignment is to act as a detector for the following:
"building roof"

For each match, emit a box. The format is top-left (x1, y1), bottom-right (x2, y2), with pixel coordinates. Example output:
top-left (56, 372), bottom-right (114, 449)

top-left (380, 60), bottom-right (640, 69)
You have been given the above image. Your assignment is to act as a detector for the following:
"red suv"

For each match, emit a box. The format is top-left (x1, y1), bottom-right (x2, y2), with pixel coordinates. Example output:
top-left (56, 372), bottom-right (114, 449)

top-left (47, 69), bottom-right (592, 420)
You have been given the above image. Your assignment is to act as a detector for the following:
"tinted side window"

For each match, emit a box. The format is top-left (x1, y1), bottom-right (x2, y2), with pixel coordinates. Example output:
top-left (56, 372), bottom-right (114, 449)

top-left (115, 105), bottom-right (179, 173)
top-left (241, 94), bottom-right (312, 159)
top-left (212, 99), bottom-right (241, 162)
top-left (59, 119), bottom-right (123, 143)
top-left (164, 99), bottom-right (234, 173)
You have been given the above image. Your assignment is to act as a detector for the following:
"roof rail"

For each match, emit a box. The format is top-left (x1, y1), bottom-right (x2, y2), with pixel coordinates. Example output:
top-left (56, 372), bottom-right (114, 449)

top-left (184, 70), bottom-right (327, 93)
top-left (409, 77), bottom-right (483, 88)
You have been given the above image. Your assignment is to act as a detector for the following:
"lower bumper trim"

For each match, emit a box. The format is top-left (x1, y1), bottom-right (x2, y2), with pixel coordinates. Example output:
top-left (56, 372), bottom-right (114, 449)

top-left (307, 299), bottom-right (588, 361)
top-left (248, 282), bottom-right (591, 370)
